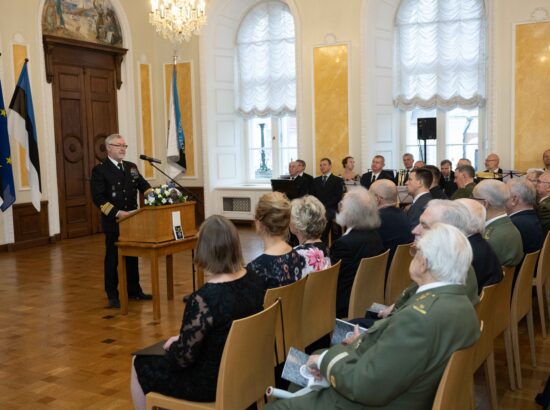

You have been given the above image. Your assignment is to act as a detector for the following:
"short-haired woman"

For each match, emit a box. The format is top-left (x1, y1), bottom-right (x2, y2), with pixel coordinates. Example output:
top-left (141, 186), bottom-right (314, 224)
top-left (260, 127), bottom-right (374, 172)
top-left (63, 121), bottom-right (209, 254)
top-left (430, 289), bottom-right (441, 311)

top-left (131, 216), bottom-right (265, 409)
top-left (340, 156), bottom-right (359, 182)
top-left (247, 192), bottom-right (306, 289)
top-left (290, 195), bottom-right (331, 275)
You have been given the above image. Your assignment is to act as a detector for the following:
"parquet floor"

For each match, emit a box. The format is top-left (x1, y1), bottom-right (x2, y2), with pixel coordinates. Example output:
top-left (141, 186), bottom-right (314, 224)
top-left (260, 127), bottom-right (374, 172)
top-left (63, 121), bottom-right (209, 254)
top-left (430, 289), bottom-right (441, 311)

top-left (0, 226), bottom-right (547, 409)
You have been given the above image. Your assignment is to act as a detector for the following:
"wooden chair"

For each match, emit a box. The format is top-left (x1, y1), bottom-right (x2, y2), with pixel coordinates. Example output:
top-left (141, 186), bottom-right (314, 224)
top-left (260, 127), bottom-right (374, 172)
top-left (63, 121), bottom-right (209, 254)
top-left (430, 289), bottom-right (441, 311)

top-left (432, 322), bottom-right (482, 410)
top-left (301, 261), bottom-right (341, 348)
top-left (146, 300), bottom-right (281, 410)
top-left (532, 232), bottom-right (550, 338)
top-left (492, 266), bottom-right (516, 390)
top-left (347, 250), bottom-right (390, 319)
top-left (385, 243), bottom-right (414, 305)
top-left (511, 250), bottom-right (541, 389)
top-left (264, 276), bottom-right (307, 365)
top-left (473, 285), bottom-right (499, 410)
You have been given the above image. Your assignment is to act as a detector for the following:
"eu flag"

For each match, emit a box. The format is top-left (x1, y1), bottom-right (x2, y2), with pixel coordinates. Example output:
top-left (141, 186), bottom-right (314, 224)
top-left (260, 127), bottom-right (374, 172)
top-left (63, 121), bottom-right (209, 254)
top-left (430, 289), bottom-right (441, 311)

top-left (0, 77), bottom-right (15, 211)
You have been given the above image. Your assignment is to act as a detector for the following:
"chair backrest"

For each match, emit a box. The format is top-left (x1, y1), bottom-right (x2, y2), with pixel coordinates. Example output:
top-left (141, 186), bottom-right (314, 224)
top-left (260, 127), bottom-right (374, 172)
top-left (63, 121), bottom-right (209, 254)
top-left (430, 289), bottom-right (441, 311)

top-left (493, 266), bottom-right (515, 337)
top-left (347, 250), bottom-right (390, 319)
top-left (432, 323), bottom-right (479, 410)
top-left (216, 300), bottom-right (280, 409)
top-left (473, 284), bottom-right (498, 370)
top-left (535, 232), bottom-right (550, 288)
top-left (385, 243), bottom-right (414, 305)
top-left (301, 260), bottom-right (341, 348)
top-left (264, 276), bottom-right (308, 364)
top-left (512, 250), bottom-right (541, 323)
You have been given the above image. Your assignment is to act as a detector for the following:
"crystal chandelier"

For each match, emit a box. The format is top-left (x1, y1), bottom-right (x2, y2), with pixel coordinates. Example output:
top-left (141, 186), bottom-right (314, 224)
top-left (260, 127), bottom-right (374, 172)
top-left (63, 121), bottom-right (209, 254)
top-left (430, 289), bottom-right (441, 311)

top-left (149, 0), bottom-right (207, 43)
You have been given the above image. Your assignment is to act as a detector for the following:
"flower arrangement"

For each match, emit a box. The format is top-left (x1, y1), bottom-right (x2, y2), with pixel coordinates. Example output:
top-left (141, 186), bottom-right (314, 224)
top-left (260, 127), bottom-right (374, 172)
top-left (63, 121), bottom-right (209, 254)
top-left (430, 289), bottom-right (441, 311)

top-left (144, 183), bottom-right (187, 206)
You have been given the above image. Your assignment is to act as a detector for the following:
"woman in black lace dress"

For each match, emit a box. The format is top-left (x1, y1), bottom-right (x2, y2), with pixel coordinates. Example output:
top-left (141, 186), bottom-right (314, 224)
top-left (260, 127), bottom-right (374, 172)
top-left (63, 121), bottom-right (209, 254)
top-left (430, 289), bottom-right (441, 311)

top-left (247, 192), bottom-right (306, 289)
top-left (131, 216), bottom-right (265, 409)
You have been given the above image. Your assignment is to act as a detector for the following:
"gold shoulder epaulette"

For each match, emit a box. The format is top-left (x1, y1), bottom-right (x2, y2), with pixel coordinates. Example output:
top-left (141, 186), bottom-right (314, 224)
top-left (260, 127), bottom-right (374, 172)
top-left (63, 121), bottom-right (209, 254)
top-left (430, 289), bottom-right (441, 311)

top-left (412, 293), bottom-right (438, 315)
top-left (100, 202), bottom-right (114, 216)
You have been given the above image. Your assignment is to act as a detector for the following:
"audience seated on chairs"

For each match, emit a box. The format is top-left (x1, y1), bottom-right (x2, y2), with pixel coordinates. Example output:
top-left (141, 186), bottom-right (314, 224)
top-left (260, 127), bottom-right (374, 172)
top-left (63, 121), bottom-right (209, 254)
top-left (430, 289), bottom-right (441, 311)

top-left (247, 192), bottom-right (306, 289)
top-left (424, 165), bottom-right (448, 199)
top-left (290, 195), bottom-right (331, 275)
top-left (370, 179), bottom-right (414, 266)
top-left (266, 224), bottom-right (480, 410)
top-left (455, 198), bottom-right (504, 290)
top-left (440, 159), bottom-right (458, 198)
top-left (331, 187), bottom-right (384, 318)
top-left (405, 167), bottom-right (433, 229)
top-left (451, 164), bottom-right (477, 200)
top-left (130, 216), bottom-right (265, 409)
top-left (537, 171), bottom-right (550, 237)
top-left (473, 180), bottom-right (524, 267)
top-left (506, 177), bottom-right (544, 253)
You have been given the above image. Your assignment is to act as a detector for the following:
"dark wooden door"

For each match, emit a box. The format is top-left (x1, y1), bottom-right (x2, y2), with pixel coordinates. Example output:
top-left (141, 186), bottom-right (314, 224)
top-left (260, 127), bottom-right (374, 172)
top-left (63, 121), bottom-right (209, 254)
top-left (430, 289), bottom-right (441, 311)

top-left (51, 53), bottom-right (119, 238)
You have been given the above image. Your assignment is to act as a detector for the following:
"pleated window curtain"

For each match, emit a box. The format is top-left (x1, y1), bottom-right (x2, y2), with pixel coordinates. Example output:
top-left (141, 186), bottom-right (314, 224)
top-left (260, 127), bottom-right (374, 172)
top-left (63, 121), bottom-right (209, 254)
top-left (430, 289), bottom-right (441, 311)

top-left (236, 1), bottom-right (296, 118)
top-left (393, 0), bottom-right (487, 111)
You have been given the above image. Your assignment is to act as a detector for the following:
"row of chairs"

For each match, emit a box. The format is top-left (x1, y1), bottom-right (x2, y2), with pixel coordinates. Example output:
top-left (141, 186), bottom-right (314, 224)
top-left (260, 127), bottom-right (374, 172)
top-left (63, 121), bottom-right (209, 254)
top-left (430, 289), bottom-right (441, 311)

top-left (433, 231), bottom-right (550, 410)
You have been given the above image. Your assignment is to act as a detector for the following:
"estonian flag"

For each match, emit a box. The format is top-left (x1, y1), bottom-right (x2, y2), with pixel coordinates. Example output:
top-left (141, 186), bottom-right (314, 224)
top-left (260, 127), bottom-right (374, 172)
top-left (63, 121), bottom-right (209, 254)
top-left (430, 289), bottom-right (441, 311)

top-left (166, 64), bottom-right (187, 178)
top-left (0, 76), bottom-right (15, 211)
top-left (8, 60), bottom-right (41, 212)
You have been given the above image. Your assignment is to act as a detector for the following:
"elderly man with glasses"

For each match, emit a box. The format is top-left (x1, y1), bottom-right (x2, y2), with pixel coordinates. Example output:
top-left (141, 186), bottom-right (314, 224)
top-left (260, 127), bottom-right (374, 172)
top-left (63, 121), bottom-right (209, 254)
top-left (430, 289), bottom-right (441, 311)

top-left (91, 134), bottom-right (152, 309)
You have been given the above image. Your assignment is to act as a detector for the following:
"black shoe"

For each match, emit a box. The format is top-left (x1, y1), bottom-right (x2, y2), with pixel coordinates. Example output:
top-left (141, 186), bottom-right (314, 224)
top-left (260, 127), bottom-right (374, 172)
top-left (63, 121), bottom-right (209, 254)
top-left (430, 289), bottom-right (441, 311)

top-left (129, 292), bottom-right (153, 301)
top-left (107, 298), bottom-right (120, 308)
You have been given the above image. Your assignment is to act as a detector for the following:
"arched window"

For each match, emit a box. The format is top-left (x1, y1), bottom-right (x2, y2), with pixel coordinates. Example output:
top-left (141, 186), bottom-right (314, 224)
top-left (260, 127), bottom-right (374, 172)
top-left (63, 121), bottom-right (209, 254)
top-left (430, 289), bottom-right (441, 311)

top-left (236, 1), bottom-right (297, 180)
top-left (394, 0), bottom-right (486, 168)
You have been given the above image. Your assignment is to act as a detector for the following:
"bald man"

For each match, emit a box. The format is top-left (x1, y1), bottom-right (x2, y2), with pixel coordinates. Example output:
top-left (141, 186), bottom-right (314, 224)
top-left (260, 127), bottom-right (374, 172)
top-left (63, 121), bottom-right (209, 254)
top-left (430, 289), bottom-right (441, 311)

top-left (484, 153), bottom-right (503, 181)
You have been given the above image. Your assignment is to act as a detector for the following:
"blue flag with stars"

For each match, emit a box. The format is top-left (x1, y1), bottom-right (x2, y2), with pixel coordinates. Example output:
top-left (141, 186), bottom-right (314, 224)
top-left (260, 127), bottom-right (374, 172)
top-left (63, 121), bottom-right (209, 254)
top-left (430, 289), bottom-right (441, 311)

top-left (0, 77), bottom-right (15, 211)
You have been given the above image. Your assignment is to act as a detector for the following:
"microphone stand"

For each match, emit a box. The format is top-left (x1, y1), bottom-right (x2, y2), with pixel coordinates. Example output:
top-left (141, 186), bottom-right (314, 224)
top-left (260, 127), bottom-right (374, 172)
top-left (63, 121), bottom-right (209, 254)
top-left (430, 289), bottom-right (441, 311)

top-left (145, 160), bottom-right (203, 205)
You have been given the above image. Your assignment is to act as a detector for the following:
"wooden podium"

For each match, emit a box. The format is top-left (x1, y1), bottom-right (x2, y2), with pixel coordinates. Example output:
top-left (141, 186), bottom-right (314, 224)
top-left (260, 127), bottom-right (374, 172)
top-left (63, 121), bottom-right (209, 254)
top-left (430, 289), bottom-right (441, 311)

top-left (116, 202), bottom-right (201, 320)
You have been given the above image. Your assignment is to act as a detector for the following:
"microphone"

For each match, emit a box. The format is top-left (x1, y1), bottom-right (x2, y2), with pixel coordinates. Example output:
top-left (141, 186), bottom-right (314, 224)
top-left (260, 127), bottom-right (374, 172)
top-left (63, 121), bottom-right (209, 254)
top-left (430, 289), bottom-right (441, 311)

top-left (140, 154), bottom-right (162, 164)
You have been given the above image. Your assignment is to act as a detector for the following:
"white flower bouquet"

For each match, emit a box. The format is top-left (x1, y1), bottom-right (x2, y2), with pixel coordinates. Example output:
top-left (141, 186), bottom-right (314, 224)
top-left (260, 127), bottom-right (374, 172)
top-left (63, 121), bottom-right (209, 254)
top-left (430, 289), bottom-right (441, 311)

top-left (144, 183), bottom-right (187, 206)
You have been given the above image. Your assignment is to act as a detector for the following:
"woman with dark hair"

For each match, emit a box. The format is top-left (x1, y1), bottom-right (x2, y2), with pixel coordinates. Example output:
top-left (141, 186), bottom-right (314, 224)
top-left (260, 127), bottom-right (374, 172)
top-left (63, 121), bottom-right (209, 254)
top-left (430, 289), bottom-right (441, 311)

top-left (247, 192), bottom-right (306, 289)
top-left (130, 216), bottom-right (265, 409)
top-left (340, 156), bottom-right (359, 182)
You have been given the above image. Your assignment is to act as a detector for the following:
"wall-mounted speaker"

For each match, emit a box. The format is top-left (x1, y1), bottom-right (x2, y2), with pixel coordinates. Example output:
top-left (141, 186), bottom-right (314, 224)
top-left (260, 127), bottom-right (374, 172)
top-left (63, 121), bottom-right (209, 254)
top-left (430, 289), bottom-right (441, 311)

top-left (417, 117), bottom-right (437, 140)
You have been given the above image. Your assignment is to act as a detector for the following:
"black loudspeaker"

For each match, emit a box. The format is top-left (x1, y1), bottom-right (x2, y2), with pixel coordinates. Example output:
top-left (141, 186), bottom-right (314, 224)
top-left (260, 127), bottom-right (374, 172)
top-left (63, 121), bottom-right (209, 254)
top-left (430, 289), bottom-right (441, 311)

top-left (417, 117), bottom-right (437, 140)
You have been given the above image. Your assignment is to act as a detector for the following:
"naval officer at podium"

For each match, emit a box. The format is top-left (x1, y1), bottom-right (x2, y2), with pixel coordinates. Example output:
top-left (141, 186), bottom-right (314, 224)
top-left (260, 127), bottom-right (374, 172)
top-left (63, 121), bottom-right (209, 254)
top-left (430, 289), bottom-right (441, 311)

top-left (91, 134), bottom-right (153, 309)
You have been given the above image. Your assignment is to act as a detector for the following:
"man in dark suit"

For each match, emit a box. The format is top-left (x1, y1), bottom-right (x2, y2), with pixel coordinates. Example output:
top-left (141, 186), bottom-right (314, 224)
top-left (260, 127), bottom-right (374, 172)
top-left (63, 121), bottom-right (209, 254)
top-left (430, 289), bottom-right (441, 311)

top-left (537, 171), bottom-right (550, 237)
top-left (91, 134), bottom-right (153, 308)
top-left (439, 159), bottom-right (458, 197)
top-left (506, 178), bottom-right (544, 253)
top-left (360, 155), bottom-right (395, 189)
top-left (424, 165), bottom-right (448, 199)
top-left (312, 157), bottom-right (344, 243)
top-left (405, 168), bottom-right (433, 229)
top-left (397, 153), bottom-right (415, 186)
top-left (331, 188), bottom-right (384, 317)
top-left (294, 159), bottom-right (314, 198)
top-left (370, 179), bottom-right (414, 266)
top-left (484, 153), bottom-right (504, 181)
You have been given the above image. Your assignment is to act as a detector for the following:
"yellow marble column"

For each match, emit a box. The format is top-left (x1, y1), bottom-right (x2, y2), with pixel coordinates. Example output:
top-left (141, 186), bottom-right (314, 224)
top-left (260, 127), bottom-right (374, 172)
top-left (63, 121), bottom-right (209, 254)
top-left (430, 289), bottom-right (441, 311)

top-left (12, 44), bottom-right (29, 187)
top-left (515, 22), bottom-right (550, 171)
top-left (313, 44), bottom-right (349, 175)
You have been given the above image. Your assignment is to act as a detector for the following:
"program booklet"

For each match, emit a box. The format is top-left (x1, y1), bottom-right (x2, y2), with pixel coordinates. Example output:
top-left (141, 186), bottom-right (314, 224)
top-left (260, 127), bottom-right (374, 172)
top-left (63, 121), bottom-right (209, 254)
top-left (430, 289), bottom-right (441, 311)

top-left (131, 340), bottom-right (166, 356)
top-left (281, 347), bottom-right (330, 389)
top-left (330, 319), bottom-right (368, 346)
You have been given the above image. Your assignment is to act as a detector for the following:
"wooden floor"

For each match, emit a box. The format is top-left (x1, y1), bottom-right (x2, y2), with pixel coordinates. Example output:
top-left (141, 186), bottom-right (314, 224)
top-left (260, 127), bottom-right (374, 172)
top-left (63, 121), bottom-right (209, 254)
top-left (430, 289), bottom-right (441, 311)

top-left (0, 226), bottom-right (547, 409)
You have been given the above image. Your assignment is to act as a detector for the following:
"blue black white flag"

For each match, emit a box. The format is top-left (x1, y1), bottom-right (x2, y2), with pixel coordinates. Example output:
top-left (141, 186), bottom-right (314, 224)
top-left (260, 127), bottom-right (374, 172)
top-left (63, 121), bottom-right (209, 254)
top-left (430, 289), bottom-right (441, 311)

top-left (0, 75), bottom-right (15, 211)
top-left (8, 60), bottom-right (41, 212)
top-left (166, 64), bottom-right (187, 178)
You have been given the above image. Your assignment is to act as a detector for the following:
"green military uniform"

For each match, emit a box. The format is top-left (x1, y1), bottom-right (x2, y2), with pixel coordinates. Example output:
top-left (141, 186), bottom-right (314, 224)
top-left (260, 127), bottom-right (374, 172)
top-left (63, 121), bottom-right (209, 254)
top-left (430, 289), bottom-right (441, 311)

top-left (394, 266), bottom-right (479, 309)
top-left (450, 181), bottom-right (475, 200)
top-left (485, 215), bottom-right (524, 267)
top-left (538, 196), bottom-right (550, 238)
top-left (267, 285), bottom-right (479, 410)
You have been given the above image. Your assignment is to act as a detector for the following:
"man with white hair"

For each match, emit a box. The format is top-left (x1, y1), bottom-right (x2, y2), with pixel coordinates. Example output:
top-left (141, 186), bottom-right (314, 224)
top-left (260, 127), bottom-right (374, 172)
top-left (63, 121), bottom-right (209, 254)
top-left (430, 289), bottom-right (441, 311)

top-left (332, 188), bottom-right (385, 318)
top-left (266, 224), bottom-right (480, 410)
top-left (506, 178), bottom-right (544, 253)
top-left (472, 180), bottom-right (524, 267)
top-left (536, 171), bottom-right (550, 237)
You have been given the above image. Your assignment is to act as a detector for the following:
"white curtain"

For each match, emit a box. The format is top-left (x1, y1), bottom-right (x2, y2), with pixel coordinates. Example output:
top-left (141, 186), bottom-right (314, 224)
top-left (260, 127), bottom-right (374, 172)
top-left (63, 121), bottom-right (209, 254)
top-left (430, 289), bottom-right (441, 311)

top-left (236, 1), bottom-right (296, 118)
top-left (393, 0), bottom-right (486, 111)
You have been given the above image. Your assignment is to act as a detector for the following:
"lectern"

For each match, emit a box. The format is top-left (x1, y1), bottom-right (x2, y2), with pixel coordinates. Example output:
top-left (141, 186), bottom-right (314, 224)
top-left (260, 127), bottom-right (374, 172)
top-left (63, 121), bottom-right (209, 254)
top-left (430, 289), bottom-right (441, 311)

top-left (117, 202), bottom-right (200, 320)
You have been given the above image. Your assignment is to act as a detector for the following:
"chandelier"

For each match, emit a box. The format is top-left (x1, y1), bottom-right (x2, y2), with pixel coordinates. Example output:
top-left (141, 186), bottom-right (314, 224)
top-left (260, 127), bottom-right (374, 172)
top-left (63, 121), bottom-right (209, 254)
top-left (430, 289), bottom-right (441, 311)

top-left (149, 0), bottom-right (207, 43)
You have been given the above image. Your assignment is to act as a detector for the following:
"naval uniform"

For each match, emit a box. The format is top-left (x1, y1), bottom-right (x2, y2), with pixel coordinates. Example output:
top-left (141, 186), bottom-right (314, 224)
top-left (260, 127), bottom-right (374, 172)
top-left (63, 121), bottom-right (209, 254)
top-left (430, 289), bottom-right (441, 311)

top-left (91, 158), bottom-right (151, 300)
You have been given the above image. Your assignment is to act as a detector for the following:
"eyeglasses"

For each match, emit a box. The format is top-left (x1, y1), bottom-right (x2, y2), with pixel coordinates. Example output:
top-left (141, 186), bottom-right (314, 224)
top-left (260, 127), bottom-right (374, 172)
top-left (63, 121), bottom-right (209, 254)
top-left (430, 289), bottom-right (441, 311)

top-left (109, 143), bottom-right (128, 149)
top-left (469, 195), bottom-right (487, 205)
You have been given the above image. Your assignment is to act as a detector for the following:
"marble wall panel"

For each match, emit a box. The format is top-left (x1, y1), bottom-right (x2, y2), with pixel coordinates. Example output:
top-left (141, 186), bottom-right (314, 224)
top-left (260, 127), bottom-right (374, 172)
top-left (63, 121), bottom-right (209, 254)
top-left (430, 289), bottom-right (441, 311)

top-left (12, 43), bottom-right (28, 187)
top-left (139, 64), bottom-right (153, 178)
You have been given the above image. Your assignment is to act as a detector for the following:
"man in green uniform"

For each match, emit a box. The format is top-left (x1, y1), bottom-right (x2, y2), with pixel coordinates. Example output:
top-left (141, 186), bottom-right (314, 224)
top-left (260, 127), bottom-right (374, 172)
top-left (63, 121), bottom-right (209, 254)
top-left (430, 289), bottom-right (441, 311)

top-left (451, 164), bottom-right (476, 200)
top-left (267, 224), bottom-right (480, 410)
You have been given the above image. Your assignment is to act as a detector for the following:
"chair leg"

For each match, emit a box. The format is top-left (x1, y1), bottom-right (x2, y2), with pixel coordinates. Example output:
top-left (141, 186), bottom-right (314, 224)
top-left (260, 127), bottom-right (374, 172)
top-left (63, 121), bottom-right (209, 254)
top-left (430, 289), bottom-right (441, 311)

top-left (545, 281), bottom-right (550, 325)
top-left (511, 321), bottom-right (523, 389)
top-left (503, 328), bottom-right (516, 390)
top-left (483, 352), bottom-right (498, 410)
top-left (537, 283), bottom-right (547, 338)
top-left (527, 310), bottom-right (537, 368)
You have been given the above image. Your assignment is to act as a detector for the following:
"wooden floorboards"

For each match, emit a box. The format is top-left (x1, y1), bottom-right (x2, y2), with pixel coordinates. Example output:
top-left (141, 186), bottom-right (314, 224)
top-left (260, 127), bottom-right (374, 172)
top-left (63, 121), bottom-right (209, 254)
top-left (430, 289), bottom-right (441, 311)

top-left (0, 226), bottom-right (547, 409)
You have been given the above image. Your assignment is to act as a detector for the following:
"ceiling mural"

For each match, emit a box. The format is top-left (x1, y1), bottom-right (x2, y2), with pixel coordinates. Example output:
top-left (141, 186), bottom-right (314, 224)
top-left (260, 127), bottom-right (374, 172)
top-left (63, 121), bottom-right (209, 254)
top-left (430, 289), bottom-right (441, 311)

top-left (42, 0), bottom-right (123, 47)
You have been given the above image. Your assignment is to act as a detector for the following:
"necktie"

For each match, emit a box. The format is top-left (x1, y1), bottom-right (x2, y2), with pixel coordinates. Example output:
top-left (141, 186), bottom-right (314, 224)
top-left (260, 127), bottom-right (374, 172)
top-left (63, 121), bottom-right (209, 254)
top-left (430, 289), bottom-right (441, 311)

top-left (322, 175), bottom-right (327, 185)
top-left (117, 162), bottom-right (124, 172)
top-left (371, 174), bottom-right (376, 183)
